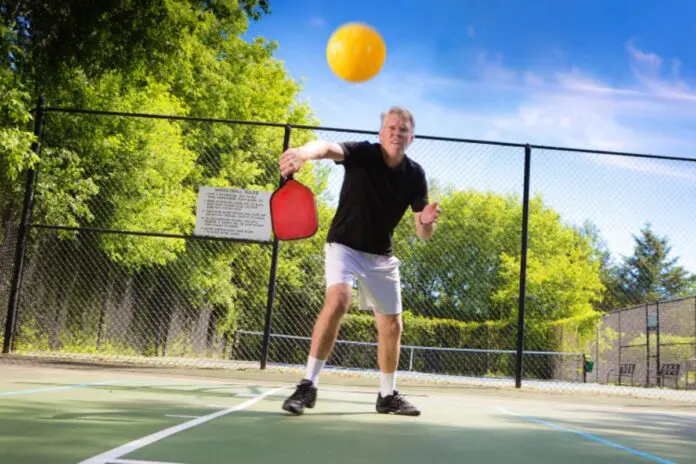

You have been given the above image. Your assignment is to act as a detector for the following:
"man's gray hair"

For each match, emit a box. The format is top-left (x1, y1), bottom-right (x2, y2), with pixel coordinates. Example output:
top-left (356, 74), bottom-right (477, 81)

top-left (380, 106), bottom-right (415, 130)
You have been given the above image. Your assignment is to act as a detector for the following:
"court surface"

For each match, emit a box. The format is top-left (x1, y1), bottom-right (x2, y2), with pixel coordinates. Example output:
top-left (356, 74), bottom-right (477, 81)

top-left (1, 361), bottom-right (695, 464)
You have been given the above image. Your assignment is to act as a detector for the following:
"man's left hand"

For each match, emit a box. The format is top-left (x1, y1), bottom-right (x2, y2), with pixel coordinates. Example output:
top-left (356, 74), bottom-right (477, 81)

top-left (420, 203), bottom-right (441, 225)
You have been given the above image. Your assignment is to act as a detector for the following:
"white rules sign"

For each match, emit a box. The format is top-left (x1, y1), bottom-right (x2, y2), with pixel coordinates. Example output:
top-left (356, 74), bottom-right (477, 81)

top-left (194, 186), bottom-right (272, 242)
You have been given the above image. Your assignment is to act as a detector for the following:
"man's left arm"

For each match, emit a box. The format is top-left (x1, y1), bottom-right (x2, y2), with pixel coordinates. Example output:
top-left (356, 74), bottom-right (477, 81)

top-left (414, 206), bottom-right (438, 240)
top-left (412, 170), bottom-right (440, 240)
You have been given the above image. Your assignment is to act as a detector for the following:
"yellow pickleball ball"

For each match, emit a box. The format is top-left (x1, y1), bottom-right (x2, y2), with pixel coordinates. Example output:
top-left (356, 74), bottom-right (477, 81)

top-left (326, 22), bottom-right (386, 83)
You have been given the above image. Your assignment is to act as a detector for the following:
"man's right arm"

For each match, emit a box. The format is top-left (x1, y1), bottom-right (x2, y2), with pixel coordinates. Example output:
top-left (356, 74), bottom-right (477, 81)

top-left (296, 140), bottom-right (345, 162)
top-left (279, 140), bottom-right (345, 177)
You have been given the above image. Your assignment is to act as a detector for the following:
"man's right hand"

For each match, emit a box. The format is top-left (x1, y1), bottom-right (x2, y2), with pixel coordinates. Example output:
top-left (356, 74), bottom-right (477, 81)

top-left (279, 148), bottom-right (307, 178)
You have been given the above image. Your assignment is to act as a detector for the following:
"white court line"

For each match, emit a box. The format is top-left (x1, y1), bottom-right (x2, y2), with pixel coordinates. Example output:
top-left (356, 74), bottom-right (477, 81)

top-left (79, 386), bottom-right (287, 464)
top-left (0, 380), bottom-right (122, 397)
top-left (496, 407), bottom-right (675, 464)
top-left (104, 460), bottom-right (185, 464)
top-left (503, 400), bottom-right (696, 423)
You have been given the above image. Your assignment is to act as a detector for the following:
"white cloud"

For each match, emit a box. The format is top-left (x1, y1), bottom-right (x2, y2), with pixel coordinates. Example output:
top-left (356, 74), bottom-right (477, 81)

top-left (476, 51), bottom-right (518, 84)
top-left (627, 40), bottom-right (663, 76)
top-left (593, 155), bottom-right (696, 182)
top-left (293, 40), bottom-right (696, 272)
top-left (626, 40), bottom-right (696, 102)
top-left (524, 71), bottom-right (544, 87)
top-left (480, 43), bottom-right (696, 155)
top-left (299, 40), bottom-right (696, 159)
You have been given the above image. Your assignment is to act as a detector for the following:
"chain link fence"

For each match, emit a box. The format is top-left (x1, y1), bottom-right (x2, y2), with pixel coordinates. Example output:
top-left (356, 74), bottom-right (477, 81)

top-left (0, 223), bottom-right (18, 342)
top-left (2, 104), bottom-right (695, 399)
top-left (584, 298), bottom-right (696, 389)
top-left (529, 147), bottom-right (696, 393)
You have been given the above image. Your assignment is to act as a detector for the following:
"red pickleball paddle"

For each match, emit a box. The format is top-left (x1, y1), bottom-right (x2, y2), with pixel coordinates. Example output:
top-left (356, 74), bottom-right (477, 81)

top-left (270, 176), bottom-right (318, 241)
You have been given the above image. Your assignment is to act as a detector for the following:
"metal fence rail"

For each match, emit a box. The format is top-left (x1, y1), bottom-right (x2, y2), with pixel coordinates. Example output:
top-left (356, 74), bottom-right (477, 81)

top-left (233, 330), bottom-right (586, 383)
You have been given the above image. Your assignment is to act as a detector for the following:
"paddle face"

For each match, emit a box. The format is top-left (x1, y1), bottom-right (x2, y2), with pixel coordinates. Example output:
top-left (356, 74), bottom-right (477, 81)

top-left (270, 178), bottom-right (318, 240)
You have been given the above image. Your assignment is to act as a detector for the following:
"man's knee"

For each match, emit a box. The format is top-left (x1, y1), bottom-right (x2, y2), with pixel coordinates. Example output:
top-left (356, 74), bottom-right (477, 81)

top-left (323, 284), bottom-right (352, 317)
top-left (377, 314), bottom-right (402, 338)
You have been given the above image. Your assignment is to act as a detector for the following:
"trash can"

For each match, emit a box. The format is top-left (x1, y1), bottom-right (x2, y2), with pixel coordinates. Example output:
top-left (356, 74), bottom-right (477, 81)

top-left (584, 359), bottom-right (594, 373)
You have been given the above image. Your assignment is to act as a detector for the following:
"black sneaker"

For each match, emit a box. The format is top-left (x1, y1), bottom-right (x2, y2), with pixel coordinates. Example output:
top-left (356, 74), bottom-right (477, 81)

top-left (282, 379), bottom-right (317, 415)
top-left (376, 390), bottom-right (421, 416)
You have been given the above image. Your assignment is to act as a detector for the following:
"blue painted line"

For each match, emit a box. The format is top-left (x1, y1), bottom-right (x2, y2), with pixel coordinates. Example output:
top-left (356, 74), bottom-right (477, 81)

top-left (498, 407), bottom-right (675, 464)
top-left (0, 380), bottom-right (123, 397)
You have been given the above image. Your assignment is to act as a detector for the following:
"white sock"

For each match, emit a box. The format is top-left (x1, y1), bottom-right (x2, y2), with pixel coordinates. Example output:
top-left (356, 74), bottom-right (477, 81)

top-left (304, 356), bottom-right (325, 387)
top-left (380, 372), bottom-right (396, 397)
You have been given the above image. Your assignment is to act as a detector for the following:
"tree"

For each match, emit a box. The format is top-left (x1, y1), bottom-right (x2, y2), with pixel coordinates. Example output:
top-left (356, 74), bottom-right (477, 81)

top-left (612, 223), bottom-right (696, 305)
top-left (576, 220), bottom-right (625, 311)
top-left (0, 0), bottom-right (335, 354)
top-left (492, 194), bottom-right (604, 324)
top-left (0, 0), bottom-right (270, 82)
top-left (393, 189), bottom-right (605, 325)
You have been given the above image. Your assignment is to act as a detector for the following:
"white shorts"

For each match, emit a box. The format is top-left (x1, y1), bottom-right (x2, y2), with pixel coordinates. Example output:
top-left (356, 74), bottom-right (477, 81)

top-left (324, 242), bottom-right (402, 315)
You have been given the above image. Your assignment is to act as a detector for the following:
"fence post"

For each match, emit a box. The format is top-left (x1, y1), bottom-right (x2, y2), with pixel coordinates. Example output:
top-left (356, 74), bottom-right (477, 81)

top-left (260, 125), bottom-right (292, 369)
top-left (645, 303), bottom-right (650, 386)
top-left (656, 300), bottom-right (661, 386)
top-left (618, 309), bottom-right (622, 370)
top-left (514, 144), bottom-right (532, 388)
top-left (596, 323), bottom-right (600, 383)
top-left (3, 95), bottom-right (44, 354)
top-left (582, 353), bottom-right (587, 383)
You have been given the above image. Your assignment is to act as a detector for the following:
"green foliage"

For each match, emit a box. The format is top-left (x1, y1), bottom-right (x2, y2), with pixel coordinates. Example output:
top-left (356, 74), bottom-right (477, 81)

top-left (0, 69), bottom-right (35, 231)
top-left (594, 223), bottom-right (696, 310)
top-left (394, 189), bottom-right (605, 326)
top-left (0, 1), bottom-right (322, 351)
top-left (394, 188), bottom-right (517, 321)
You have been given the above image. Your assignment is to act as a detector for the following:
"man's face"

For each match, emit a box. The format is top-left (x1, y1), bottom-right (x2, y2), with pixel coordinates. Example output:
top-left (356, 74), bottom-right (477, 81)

top-left (379, 113), bottom-right (414, 158)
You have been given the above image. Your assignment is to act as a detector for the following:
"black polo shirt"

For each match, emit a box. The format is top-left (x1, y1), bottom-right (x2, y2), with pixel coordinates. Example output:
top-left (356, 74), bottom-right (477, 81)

top-left (327, 141), bottom-right (429, 256)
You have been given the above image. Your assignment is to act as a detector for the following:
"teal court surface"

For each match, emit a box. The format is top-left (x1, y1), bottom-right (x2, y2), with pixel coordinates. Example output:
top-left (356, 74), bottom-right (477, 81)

top-left (1, 359), bottom-right (695, 464)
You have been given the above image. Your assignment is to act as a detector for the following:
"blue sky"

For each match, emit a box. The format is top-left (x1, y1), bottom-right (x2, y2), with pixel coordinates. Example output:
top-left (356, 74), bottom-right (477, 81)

top-left (245, 0), bottom-right (696, 274)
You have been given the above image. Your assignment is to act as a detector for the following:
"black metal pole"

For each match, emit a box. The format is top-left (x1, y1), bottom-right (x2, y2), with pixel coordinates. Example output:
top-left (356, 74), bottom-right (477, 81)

top-left (596, 323), bottom-right (600, 383)
top-left (514, 144), bottom-right (532, 388)
top-left (582, 353), bottom-right (587, 383)
top-left (3, 95), bottom-right (44, 354)
top-left (645, 303), bottom-right (650, 386)
top-left (260, 125), bottom-right (292, 369)
top-left (656, 301), bottom-right (661, 386)
top-left (618, 309), bottom-right (622, 369)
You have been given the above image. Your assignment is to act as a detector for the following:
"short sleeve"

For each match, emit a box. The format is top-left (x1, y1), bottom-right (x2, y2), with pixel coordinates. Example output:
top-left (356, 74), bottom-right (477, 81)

top-left (336, 141), bottom-right (373, 168)
top-left (411, 166), bottom-right (428, 212)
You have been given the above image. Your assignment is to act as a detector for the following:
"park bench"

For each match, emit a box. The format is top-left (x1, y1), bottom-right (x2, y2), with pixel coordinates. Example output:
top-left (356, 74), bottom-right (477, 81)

top-left (658, 363), bottom-right (681, 389)
top-left (606, 363), bottom-right (635, 386)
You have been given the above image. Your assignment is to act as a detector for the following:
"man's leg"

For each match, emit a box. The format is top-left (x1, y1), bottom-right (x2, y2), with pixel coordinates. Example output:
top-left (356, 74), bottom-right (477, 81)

top-left (374, 311), bottom-right (402, 396)
top-left (281, 284), bottom-right (351, 415)
top-left (305, 283), bottom-right (352, 383)
top-left (374, 311), bottom-right (420, 416)
top-left (359, 253), bottom-right (420, 416)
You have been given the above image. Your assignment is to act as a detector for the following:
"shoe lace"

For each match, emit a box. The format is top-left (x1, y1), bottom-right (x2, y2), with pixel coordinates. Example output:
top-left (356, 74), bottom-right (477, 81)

top-left (391, 391), bottom-right (412, 408)
top-left (290, 381), bottom-right (312, 400)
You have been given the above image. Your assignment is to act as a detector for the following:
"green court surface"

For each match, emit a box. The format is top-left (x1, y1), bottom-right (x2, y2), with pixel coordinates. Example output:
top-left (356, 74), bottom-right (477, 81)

top-left (1, 362), bottom-right (695, 464)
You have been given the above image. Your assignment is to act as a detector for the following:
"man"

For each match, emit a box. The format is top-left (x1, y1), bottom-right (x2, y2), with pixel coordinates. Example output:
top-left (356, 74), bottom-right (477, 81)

top-left (278, 106), bottom-right (440, 416)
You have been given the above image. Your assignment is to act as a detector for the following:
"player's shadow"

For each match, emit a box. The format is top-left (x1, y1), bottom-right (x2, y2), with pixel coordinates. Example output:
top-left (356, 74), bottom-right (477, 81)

top-left (235, 410), bottom-right (382, 418)
top-left (281, 411), bottom-right (376, 417)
